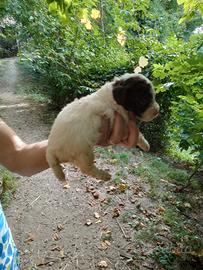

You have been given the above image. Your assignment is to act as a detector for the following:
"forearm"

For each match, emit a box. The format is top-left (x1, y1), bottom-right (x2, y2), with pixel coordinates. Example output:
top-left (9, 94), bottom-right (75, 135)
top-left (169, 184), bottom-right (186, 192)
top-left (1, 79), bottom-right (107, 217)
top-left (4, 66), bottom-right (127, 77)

top-left (11, 140), bottom-right (49, 176)
top-left (0, 120), bottom-right (49, 176)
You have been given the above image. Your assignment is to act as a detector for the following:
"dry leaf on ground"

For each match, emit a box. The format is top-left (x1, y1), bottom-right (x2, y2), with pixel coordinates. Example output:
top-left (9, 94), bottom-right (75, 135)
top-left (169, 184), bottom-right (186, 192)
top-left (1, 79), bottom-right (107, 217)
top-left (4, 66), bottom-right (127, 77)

top-left (98, 260), bottom-right (108, 268)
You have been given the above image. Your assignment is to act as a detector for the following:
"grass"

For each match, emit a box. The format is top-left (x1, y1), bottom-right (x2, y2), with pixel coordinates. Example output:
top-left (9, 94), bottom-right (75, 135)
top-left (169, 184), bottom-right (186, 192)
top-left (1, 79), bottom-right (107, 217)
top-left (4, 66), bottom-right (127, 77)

top-left (96, 147), bottom-right (131, 164)
top-left (129, 153), bottom-right (200, 189)
top-left (0, 168), bottom-right (19, 208)
top-left (16, 83), bottom-right (50, 103)
top-left (167, 141), bottom-right (197, 165)
top-left (151, 247), bottom-right (176, 270)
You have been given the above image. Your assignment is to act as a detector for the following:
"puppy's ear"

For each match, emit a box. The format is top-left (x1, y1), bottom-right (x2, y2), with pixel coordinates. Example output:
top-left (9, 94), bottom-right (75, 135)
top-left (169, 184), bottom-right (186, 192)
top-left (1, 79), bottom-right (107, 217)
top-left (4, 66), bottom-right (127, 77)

top-left (112, 79), bottom-right (127, 106)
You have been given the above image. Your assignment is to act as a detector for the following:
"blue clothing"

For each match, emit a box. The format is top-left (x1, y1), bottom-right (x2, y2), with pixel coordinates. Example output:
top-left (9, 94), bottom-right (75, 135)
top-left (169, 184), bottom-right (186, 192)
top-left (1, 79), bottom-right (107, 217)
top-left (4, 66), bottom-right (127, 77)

top-left (0, 204), bottom-right (20, 269)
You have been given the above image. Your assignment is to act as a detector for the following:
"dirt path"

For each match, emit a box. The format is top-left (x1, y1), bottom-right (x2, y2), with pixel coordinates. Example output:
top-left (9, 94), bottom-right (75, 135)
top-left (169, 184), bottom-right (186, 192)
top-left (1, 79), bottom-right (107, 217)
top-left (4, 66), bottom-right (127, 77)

top-left (0, 58), bottom-right (149, 270)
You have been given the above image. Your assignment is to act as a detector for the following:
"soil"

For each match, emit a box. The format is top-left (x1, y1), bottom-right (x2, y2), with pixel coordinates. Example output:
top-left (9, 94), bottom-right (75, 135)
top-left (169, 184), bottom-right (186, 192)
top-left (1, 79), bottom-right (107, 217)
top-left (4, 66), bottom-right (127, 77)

top-left (0, 58), bottom-right (153, 270)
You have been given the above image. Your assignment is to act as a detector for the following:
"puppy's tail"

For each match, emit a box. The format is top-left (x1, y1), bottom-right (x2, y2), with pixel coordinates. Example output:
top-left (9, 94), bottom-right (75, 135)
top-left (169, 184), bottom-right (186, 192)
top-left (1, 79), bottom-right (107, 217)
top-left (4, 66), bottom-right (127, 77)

top-left (46, 151), bottom-right (66, 181)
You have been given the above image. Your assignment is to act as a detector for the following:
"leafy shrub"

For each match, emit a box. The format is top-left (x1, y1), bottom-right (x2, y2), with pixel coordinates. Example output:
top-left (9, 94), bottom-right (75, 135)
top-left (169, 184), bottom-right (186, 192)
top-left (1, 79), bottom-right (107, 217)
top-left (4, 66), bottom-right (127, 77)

top-left (0, 21), bottom-right (17, 58)
top-left (152, 34), bottom-right (203, 163)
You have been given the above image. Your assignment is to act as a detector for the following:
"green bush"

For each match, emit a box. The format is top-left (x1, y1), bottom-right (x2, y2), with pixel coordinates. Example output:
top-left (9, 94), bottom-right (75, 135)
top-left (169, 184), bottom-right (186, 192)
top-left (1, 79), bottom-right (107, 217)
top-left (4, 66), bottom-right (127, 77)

top-left (152, 34), bottom-right (203, 163)
top-left (0, 24), bottom-right (17, 58)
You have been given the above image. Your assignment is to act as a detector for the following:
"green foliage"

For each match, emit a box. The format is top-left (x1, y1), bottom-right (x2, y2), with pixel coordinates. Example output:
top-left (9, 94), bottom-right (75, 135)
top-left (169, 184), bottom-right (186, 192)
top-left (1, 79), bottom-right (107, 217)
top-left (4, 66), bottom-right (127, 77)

top-left (152, 34), bottom-right (203, 165)
top-left (0, 169), bottom-right (18, 209)
top-left (8, 0), bottom-right (145, 106)
top-left (130, 153), bottom-right (200, 197)
top-left (177, 0), bottom-right (203, 23)
top-left (151, 247), bottom-right (176, 270)
top-left (0, 24), bottom-right (17, 58)
top-left (0, 0), bottom-right (7, 18)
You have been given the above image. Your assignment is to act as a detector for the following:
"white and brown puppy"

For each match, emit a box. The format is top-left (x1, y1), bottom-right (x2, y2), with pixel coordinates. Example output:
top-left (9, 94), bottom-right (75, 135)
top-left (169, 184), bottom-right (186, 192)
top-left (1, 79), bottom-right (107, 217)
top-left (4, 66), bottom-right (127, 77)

top-left (46, 73), bottom-right (160, 182)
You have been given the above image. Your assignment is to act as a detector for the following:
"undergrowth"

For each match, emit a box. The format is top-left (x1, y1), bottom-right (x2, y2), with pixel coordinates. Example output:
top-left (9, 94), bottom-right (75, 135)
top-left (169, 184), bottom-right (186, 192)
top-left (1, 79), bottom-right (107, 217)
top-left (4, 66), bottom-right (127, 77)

top-left (0, 168), bottom-right (18, 208)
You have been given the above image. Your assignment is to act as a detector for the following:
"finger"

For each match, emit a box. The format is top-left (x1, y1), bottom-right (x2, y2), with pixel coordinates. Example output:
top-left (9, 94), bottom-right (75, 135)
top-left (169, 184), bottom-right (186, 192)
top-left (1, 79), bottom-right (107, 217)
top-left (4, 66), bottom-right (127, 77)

top-left (120, 120), bottom-right (139, 148)
top-left (128, 111), bottom-right (136, 121)
top-left (109, 112), bottom-right (127, 144)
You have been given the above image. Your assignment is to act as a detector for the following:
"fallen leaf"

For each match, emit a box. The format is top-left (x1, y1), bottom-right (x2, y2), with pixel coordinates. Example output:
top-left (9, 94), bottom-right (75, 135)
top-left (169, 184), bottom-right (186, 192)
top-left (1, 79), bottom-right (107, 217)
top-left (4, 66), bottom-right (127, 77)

top-left (139, 222), bottom-right (147, 228)
top-left (25, 232), bottom-right (35, 242)
top-left (100, 197), bottom-right (107, 203)
top-left (95, 219), bottom-right (102, 224)
top-left (99, 240), bottom-right (111, 250)
top-left (93, 191), bottom-right (99, 199)
top-left (51, 246), bottom-right (62, 251)
top-left (86, 185), bottom-right (95, 193)
top-left (158, 206), bottom-right (165, 214)
top-left (118, 183), bottom-right (128, 193)
top-left (101, 230), bottom-right (112, 241)
top-left (63, 182), bottom-right (70, 189)
top-left (131, 185), bottom-right (143, 194)
top-left (118, 202), bottom-right (125, 208)
top-left (85, 219), bottom-right (92, 226)
top-left (172, 248), bottom-right (182, 257)
top-left (109, 159), bottom-right (118, 164)
top-left (94, 212), bottom-right (100, 219)
top-left (107, 185), bottom-right (117, 193)
top-left (112, 208), bottom-right (120, 218)
top-left (52, 233), bottom-right (60, 241)
top-left (57, 224), bottom-right (64, 231)
top-left (184, 202), bottom-right (192, 208)
top-left (98, 260), bottom-right (108, 268)
top-left (59, 249), bottom-right (65, 258)
top-left (130, 196), bottom-right (137, 203)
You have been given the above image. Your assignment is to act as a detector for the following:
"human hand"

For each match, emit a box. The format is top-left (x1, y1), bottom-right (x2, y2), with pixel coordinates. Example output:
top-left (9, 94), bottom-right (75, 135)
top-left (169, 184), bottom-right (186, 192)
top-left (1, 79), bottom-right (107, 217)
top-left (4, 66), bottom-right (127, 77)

top-left (97, 112), bottom-right (139, 148)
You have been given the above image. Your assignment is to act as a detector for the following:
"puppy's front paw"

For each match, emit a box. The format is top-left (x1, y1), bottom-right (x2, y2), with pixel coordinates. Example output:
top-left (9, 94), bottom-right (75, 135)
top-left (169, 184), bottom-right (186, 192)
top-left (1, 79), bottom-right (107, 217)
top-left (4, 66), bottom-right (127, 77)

top-left (137, 134), bottom-right (150, 152)
top-left (140, 141), bottom-right (150, 152)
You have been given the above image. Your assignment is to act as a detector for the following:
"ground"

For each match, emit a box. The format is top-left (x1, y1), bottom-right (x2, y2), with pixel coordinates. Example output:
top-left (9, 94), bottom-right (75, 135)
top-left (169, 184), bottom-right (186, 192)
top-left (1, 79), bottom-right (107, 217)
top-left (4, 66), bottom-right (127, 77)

top-left (0, 58), bottom-right (202, 270)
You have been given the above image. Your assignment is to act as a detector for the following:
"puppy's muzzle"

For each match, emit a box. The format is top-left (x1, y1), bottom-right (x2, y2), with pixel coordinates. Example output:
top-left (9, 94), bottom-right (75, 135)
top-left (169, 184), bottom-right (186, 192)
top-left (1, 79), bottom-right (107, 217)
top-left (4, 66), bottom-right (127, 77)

top-left (152, 102), bottom-right (160, 118)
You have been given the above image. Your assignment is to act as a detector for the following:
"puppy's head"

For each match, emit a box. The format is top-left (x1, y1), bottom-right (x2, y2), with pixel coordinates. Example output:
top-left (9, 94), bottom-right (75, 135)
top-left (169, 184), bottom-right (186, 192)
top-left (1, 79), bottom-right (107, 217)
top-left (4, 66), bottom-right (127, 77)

top-left (112, 73), bottom-right (159, 122)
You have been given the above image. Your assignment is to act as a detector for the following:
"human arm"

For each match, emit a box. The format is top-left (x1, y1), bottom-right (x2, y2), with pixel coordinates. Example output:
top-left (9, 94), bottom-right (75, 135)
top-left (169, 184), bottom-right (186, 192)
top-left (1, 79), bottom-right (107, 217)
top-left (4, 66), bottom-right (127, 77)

top-left (0, 120), bottom-right (49, 176)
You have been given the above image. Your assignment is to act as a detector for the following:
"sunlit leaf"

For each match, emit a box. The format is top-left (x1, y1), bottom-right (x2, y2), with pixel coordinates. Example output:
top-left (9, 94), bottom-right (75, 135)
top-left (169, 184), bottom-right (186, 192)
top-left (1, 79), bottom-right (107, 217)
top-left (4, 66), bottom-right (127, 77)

top-left (91, 9), bottom-right (100, 19)
top-left (138, 56), bottom-right (148, 68)
top-left (134, 66), bottom-right (142, 74)
top-left (85, 20), bottom-right (92, 30)
top-left (117, 27), bottom-right (126, 46)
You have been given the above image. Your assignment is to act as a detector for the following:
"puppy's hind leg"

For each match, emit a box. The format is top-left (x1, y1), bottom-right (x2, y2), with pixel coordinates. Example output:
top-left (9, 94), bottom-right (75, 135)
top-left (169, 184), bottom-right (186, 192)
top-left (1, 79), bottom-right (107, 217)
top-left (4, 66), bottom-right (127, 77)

top-left (75, 149), bottom-right (111, 181)
top-left (46, 152), bottom-right (66, 182)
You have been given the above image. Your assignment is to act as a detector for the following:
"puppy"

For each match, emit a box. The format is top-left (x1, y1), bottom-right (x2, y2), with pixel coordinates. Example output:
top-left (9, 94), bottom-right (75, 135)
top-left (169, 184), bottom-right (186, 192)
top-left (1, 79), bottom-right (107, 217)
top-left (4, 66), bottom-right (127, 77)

top-left (46, 73), bottom-right (159, 182)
